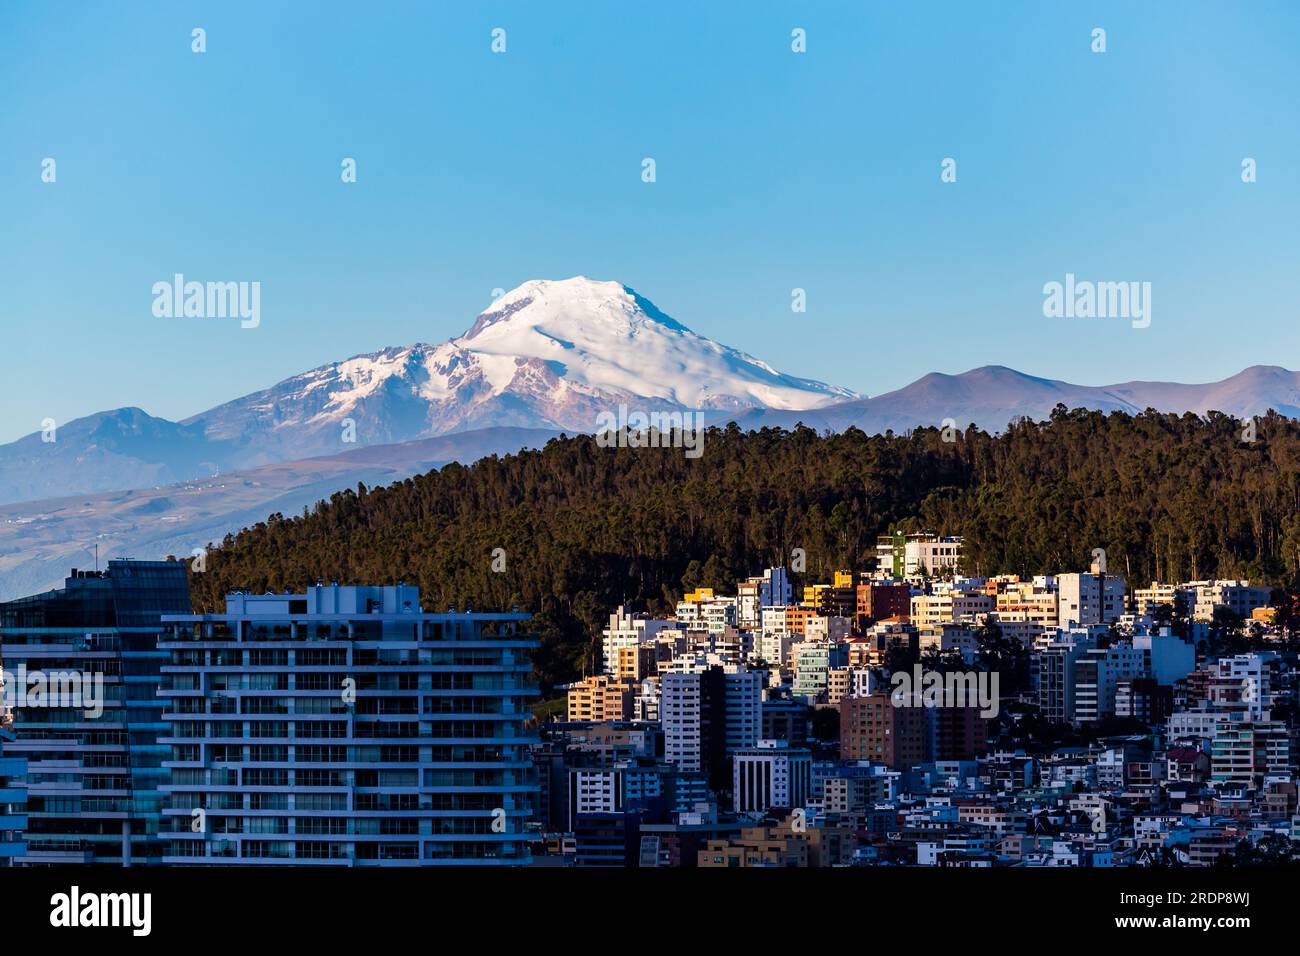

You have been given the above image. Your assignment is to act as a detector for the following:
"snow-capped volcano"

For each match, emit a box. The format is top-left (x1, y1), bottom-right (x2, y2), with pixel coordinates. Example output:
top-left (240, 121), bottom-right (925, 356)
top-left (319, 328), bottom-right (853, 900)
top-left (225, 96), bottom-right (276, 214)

top-left (453, 277), bottom-right (855, 409)
top-left (185, 277), bottom-right (859, 460)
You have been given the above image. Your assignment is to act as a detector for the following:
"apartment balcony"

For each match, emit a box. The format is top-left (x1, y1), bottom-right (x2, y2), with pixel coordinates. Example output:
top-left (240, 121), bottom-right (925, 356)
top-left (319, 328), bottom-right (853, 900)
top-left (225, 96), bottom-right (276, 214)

top-left (16, 840), bottom-right (95, 864)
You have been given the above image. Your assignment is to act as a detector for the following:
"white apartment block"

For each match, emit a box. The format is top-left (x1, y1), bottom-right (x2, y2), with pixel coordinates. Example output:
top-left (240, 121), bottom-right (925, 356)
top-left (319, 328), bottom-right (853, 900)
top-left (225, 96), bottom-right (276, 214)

top-left (1188, 581), bottom-right (1272, 622)
top-left (675, 590), bottom-right (738, 634)
top-left (1167, 708), bottom-right (1230, 744)
top-left (1057, 572), bottom-right (1126, 626)
top-left (876, 533), bottom-right (963, 579)
top-left (661, 672), bottom-right (705, 772)
top-left (1211, 653), bottom-right (1277, 719)
top-left (567, 762), bottom-right (665, 829)
top-left (1072, 644), bottom-right (1147, 722)
top-left (601, 605), bottom-right (681, 675)
top-left (1036, 628), bottom-right (1103, 723)
top-left (1211, 720), bottom-right (1290, 786)
top-left (733, 741), bottom-right (812, 814)
top-left (568, 768), bottom-right (622, 819)
top-left (757, 628), bottom-right (795, 667)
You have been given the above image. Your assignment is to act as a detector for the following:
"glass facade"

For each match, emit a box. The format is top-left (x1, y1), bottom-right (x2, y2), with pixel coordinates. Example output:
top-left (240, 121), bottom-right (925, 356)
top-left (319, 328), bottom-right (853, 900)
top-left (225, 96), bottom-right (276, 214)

top-left (157, 586), bottom-right (538, 865)
top-left (0, 559), bottom-right (191, 865)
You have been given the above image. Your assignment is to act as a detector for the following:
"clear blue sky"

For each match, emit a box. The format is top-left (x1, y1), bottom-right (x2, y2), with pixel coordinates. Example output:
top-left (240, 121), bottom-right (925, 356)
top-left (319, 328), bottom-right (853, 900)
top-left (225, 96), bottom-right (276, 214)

top-left (1, 1), bottom-right (1297, 443)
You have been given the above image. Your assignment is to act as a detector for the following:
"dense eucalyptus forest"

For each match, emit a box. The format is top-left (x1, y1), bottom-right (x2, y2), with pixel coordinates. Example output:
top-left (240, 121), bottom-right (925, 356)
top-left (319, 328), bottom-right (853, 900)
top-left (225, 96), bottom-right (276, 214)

top-left (184, 406), bottom-right (1300, 687)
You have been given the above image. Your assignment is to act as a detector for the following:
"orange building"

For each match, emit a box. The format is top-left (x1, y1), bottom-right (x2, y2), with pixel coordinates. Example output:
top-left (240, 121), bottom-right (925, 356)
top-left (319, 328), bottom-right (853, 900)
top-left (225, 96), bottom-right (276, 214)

top-left (566, 675), bottom-right (638, 722)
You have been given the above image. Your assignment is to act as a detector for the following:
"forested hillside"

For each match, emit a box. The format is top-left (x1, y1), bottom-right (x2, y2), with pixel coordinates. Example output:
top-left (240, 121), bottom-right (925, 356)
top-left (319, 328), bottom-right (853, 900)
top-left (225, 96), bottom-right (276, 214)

top-left (185, 407), bottom-right (1300, 687)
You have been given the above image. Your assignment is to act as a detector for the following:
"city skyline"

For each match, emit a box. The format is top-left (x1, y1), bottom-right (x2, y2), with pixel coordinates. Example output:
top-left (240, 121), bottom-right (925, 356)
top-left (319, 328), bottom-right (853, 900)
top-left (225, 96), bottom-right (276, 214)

top-left (2, 0), bottom-right (1296, 938)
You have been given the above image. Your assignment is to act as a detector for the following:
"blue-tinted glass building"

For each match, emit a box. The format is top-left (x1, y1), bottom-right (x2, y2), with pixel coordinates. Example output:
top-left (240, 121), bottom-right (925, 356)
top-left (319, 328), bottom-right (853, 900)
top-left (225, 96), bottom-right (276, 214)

top-left (157, 584), bottom-right (538, 865)
top-left (0, 727), bottom-right (28, 865)
top-left (0, 560), bottom-right (190, 865)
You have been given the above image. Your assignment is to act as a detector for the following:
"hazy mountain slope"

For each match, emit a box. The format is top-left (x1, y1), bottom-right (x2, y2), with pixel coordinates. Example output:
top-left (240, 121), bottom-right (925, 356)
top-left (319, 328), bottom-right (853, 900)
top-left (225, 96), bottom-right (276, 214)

top-left (0, 427), bottom-right (559, 601)
top-left (0, 278), bottom-right (853, 504)
top-left (0, 407), bottom-right (244, 505)
top-left (732, 365), bottom-right (1300, 434)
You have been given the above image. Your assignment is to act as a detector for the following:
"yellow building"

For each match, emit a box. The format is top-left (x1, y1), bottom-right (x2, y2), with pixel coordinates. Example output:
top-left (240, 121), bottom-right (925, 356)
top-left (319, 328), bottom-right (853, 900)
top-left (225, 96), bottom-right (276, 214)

top-left (614, 643), bottom-right (658, 680)
top-left (698, 828), bottom-right (809, 868)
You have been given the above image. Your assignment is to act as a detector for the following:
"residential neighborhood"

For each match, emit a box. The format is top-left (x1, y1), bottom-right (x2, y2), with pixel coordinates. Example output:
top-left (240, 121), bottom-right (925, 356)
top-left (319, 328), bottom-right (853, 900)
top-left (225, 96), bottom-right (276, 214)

top-left (538, 533), bottom-right (1298, 867)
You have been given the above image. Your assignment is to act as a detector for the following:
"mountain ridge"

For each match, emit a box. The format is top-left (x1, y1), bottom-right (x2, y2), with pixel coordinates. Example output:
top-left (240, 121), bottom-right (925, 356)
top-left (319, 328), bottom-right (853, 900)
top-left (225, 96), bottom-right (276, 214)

top-left (0, 277), bottom-right (857, 504)
top-left (4, 277), bottom-right (1300, 508)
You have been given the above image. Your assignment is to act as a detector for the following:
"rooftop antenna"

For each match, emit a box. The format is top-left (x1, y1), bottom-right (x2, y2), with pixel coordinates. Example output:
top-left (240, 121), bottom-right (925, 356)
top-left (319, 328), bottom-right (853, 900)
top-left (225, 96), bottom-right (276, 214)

top-left (94, 543), bottom-right (99, 572)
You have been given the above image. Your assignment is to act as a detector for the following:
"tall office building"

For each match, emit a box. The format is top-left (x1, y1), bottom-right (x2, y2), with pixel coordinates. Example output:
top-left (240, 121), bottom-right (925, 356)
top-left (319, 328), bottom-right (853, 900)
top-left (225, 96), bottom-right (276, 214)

top-left (157, 584), bottom-right (538, 865)
top-left (0, 560), bottom-right (190, 865)
top-left (661, 666), bottom-right (762, 794)
top-left (661, 669), bottom-right (726, 788)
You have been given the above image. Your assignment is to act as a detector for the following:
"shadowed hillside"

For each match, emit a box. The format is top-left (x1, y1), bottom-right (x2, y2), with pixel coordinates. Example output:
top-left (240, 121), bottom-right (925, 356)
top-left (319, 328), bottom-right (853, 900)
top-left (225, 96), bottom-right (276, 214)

top-left (186, 407), bottom-right (1300, 688)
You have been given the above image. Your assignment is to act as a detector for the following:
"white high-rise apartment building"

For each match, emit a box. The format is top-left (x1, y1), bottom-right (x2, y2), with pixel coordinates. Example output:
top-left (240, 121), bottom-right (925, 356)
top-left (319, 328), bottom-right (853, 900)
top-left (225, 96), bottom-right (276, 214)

top-left (601, 605), bottom-right (680, 675)
top-left (661, 672), bottom-right (705, 773)
top-left (1057, 571), bottom-right (1125, 626)
top-left (1072, 644), bottom-right (1147, 722)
